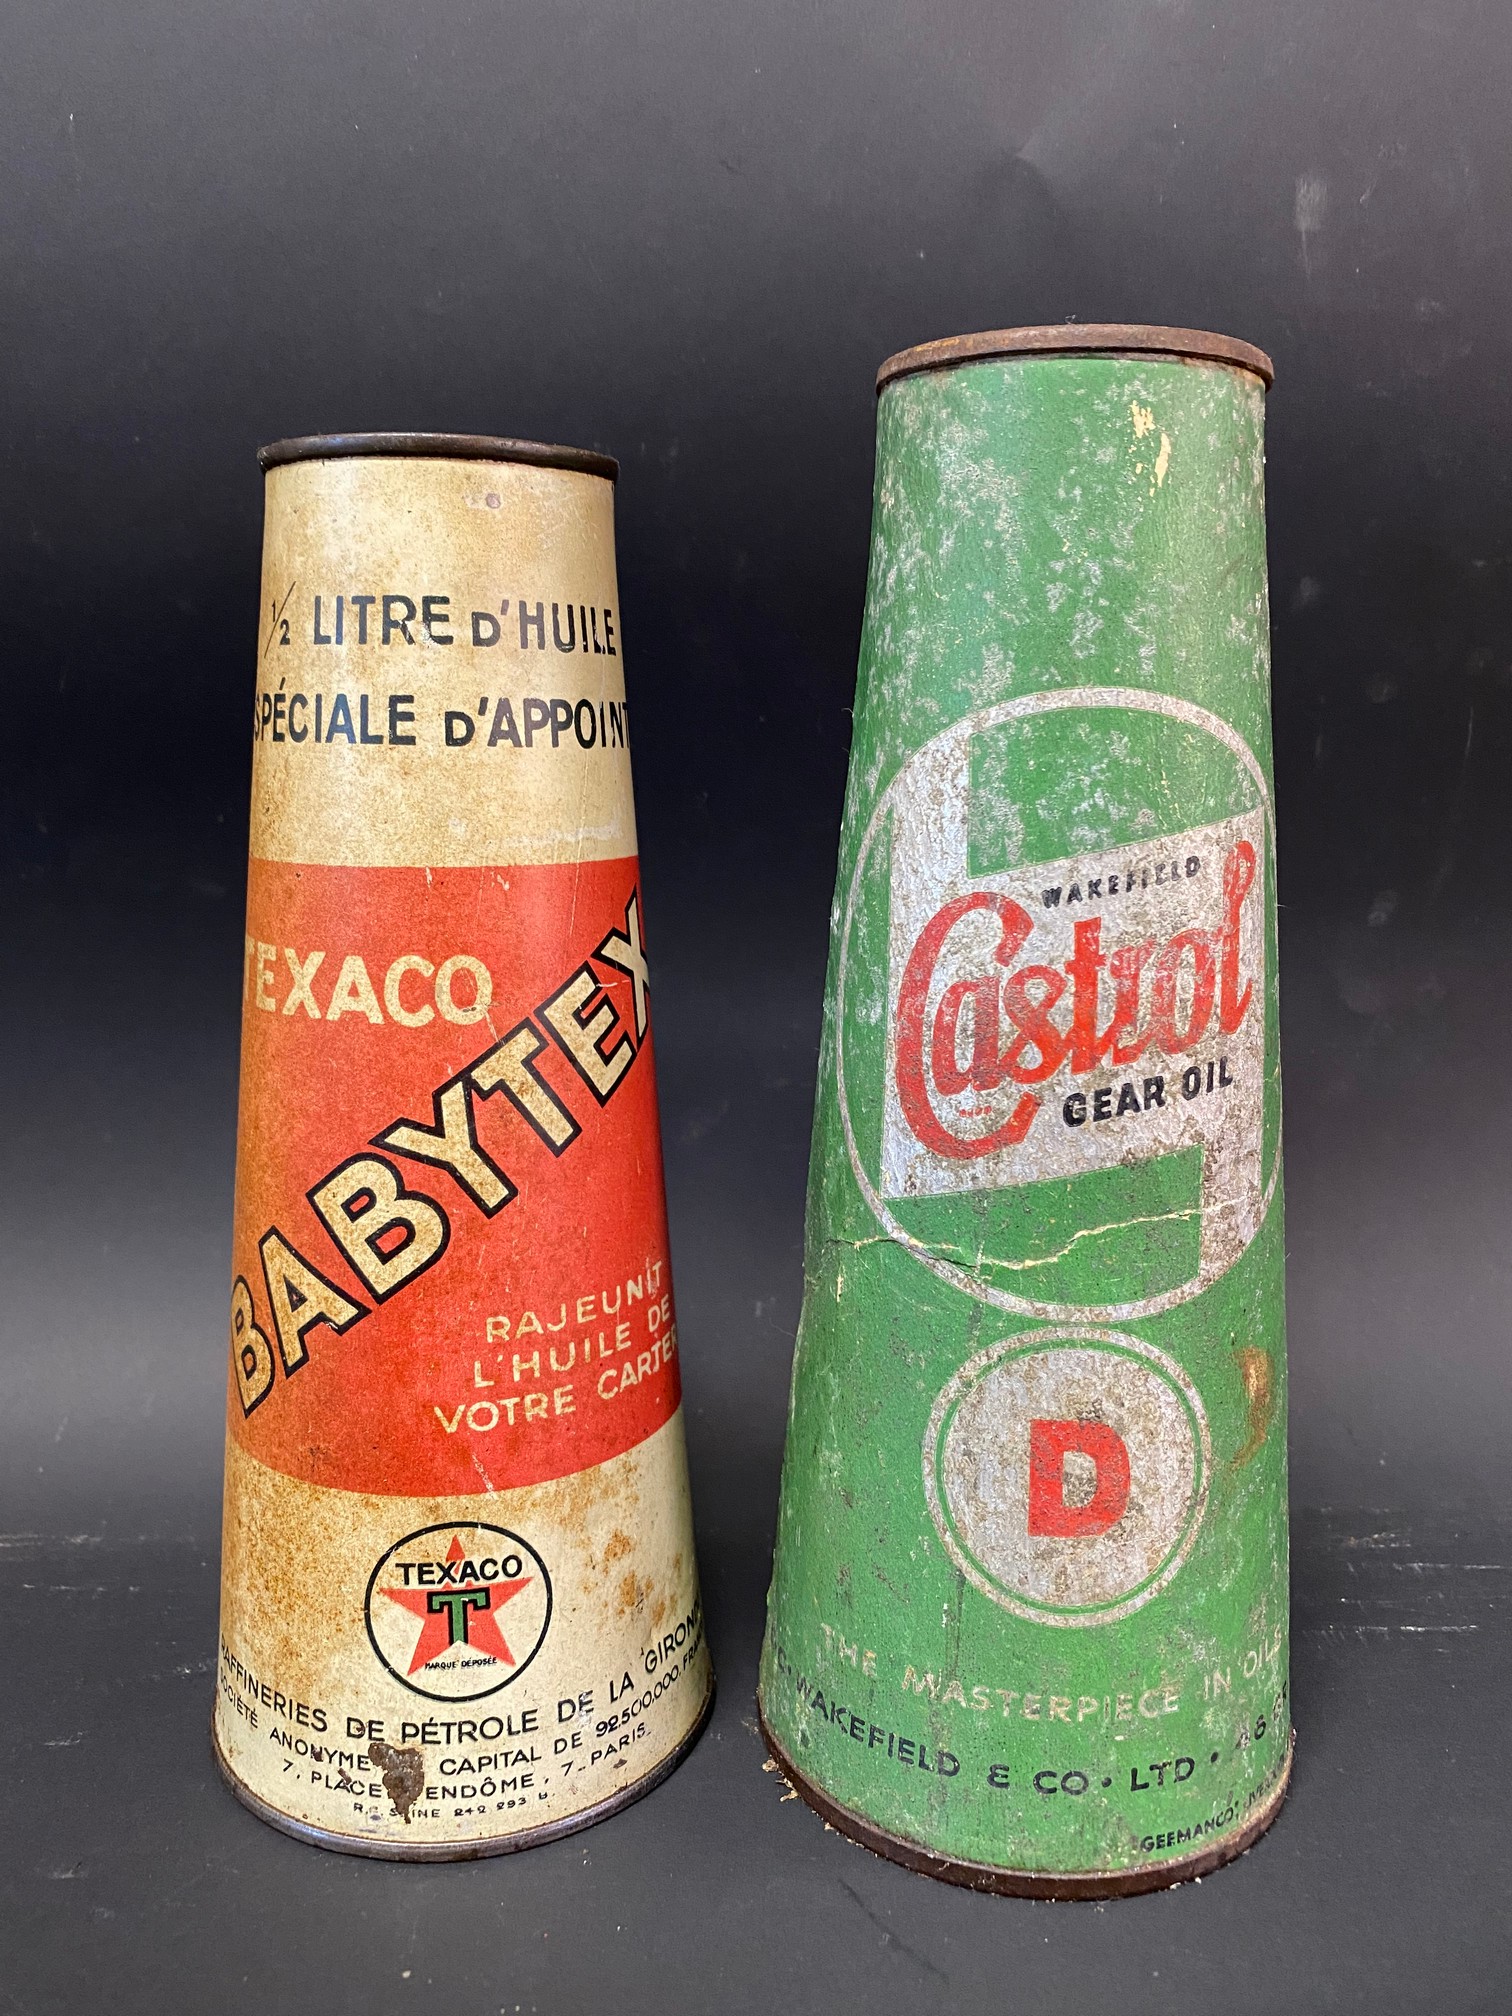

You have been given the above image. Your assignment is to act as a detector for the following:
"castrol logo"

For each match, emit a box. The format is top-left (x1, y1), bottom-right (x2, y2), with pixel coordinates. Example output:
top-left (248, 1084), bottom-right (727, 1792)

top-left (835, 690), bottom-right (1278, 1323)
top-left (882, 810), bottom-right (1265, 1272)
top-left (892, 835), bottom-right (1257, 1165)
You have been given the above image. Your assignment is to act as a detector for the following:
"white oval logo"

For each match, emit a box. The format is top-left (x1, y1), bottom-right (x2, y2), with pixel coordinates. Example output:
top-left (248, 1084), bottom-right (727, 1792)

top-left (836, 687), bottom-right (1279, 1323)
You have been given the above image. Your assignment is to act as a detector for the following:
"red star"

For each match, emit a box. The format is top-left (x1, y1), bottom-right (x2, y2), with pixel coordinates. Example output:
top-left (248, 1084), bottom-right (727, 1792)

top-left (381, 1536), bottom-right (532, 1674)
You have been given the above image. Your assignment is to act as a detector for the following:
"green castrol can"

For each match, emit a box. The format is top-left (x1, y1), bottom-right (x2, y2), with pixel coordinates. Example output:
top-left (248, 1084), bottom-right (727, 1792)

top-left (758, 325), bottom-right (1289, 1898)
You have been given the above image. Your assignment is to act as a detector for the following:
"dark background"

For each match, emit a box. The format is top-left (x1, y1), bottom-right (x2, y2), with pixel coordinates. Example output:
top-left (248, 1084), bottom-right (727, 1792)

top-left (3, 2), bottom-right (1511, 2010)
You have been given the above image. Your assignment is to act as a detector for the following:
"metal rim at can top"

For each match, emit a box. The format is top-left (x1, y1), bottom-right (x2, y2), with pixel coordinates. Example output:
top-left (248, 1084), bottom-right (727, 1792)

top-left (256, 432), bottom-right (619, 481)
top-left (876, 324), bottom-right (1274, 393)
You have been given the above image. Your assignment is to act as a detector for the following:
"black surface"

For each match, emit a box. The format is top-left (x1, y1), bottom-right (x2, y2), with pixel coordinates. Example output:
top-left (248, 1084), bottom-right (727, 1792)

top-left (6, 0), bottom-right (1512, 929)
top-left (7, 0), bottom-right (1512, 2006)
top-left (2, 1509), bottom-right (1506, 2014)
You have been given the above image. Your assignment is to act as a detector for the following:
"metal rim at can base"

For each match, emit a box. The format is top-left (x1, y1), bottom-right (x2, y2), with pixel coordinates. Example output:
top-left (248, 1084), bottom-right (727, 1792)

top-left (876, 324), bottom-right (1274, 393)
top-left (256, 432), bottom-right (619, 481)
top-left (759, 1709), bottom-right (1292, 1900)
top-left (212, 1677), bottom-right (715, 1862)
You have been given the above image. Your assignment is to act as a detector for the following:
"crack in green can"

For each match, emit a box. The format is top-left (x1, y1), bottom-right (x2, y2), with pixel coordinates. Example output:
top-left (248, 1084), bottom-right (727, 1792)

top-left (758, 326), bottom-right (1290, 1897)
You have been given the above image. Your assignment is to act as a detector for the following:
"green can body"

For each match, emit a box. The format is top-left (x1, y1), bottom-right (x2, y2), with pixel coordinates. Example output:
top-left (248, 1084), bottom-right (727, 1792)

top-left (758, 329), bottom-right (1289, 1896)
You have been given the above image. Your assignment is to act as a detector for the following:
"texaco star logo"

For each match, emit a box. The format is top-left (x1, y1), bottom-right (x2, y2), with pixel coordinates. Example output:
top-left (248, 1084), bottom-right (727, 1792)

top-left (364, 1522), bottom-right (552, 1701)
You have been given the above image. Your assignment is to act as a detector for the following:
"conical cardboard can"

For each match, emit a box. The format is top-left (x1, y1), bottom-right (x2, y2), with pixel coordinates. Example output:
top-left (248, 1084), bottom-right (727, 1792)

top-left (214, 433), bottom-right (712, 1858)
top-left (759, 329), bottom-right (1289, 1897)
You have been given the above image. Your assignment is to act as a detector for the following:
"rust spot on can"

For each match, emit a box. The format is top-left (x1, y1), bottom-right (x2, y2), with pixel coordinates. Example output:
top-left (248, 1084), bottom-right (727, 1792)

top-left (1232, 1348), bottom-right (1275, 1468)
top-left (369, 1741), bottom-right (426, 1824)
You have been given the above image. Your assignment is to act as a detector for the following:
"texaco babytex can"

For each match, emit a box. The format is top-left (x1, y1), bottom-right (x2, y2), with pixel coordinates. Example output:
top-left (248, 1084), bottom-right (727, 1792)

top-left (214, 433), bottom-right (713, 1858)
top-left (758, 328), bottom-right (1289, 1896)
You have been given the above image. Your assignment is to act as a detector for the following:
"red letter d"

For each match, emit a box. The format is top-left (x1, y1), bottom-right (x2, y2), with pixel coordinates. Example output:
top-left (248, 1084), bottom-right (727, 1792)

top-left (1027, 1419), bottom-right (1131, 1537)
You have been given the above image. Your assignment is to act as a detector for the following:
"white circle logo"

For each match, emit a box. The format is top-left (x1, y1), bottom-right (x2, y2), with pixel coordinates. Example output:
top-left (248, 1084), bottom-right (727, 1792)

top-left (364, 1522), bottom-right (552, 1700)
top-left (924, 1328), bottom-right (1210, 1625)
